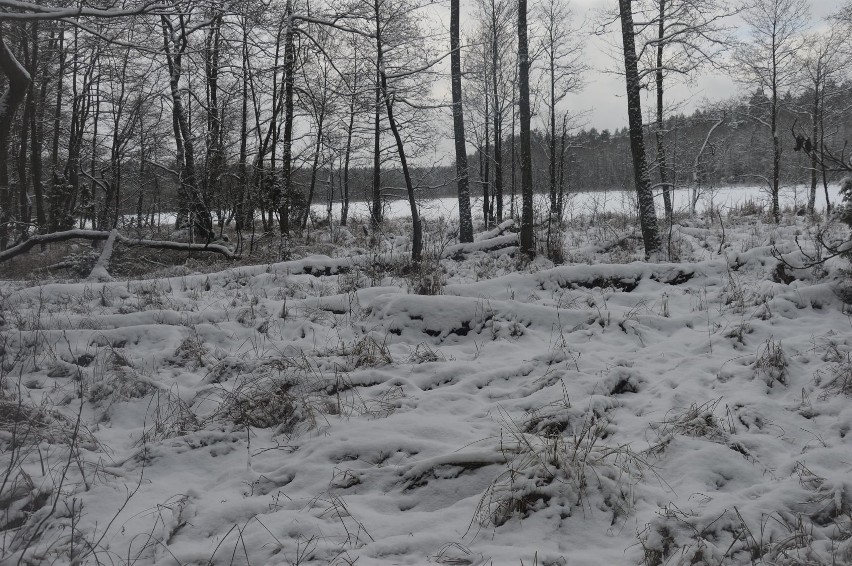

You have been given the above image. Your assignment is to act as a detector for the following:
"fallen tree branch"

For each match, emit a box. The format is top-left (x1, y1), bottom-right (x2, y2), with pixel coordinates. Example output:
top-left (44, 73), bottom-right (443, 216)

top-left (115, 234), bottom-right (236, 258)
top-left (443, 233), bottom-right (519, 259)
top-left (0, 229), bottom-right (237, 264)
top-left (89, 229), bottom-right (119, 281)
top-left (474, 219), bottom-right (515, 242)
top-left (0, 230), bottom-right (110, 262)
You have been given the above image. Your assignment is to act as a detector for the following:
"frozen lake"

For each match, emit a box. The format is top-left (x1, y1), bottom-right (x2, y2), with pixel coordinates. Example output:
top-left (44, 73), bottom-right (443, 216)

top-left (320, 183), bottom-right (842, 222)
top-left (123, 184), bottom-right (842, 229)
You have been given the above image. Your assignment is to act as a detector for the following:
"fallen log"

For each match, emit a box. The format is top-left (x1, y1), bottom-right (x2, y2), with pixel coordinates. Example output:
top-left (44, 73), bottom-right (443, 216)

top-left (88, 229), bottom-right (119, 281)
top-left (442, 233), bottom-right (519, 259)
top-left (0, 229), bottom-right (237, 264)
top-left (474, 219), bottom-right (515, 242)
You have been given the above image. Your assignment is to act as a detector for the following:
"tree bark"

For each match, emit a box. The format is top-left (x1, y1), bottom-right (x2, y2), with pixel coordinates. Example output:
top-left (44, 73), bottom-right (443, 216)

top-left (451, 0), bottom-right (474, 243)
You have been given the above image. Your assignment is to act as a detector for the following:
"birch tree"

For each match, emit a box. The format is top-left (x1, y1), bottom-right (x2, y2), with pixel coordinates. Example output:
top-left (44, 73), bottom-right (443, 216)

top-left (518, 0), bottom-right (534, 258)
top-left (619, 0), bottom-right (662, 259)
top-left (450, 0), bottom-right (473, 243)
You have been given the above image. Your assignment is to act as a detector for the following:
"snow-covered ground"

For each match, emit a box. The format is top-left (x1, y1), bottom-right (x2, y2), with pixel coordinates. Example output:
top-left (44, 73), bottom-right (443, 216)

top-left (3, 210), bottom-right (852, 565)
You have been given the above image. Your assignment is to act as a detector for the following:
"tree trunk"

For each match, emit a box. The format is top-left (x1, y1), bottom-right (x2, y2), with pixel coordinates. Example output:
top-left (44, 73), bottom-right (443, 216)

top-left (342, 43), bottom-right (357, 228)
top-left (808, 74), bottom-right (819, 214)
top-left (89, 75), bottom-right (101, 230)
top-left (205, 13), bottom-right (224, 230)
top-left (342, 89), bottom-right (355, 227)
top-left (236, 19), bottom-right (249, 235)
top-left (549, 49), bottom-right (557, 215)
top-left (30, 30), bottom-right (47, 232)
top-left (518, 0), bottom-right (534, 258)
top-left (0, 27), bottom-right (32, 250)
top-left (483, 71), bottom-right (491, 227)
top-left (376, 6), bottom-right (421, 263)
top-left (17, 89), bottom-right (31, 232)
top-left (819, 98), bottom-right (830, 216)
top-left (278, 1), bottom-right (295, 236)
top-left (510, 75), bottom-right (516, 219)
top-left (371, 68), bottom-right (382, 227)
top-left (302, 113), bottom-right (324, 230)
top-left (656, 0), bottom-right (673, 221)
top-left (770, 45), bottom-right (780, 223)
top-left (51, 24), bottom-right (64, 171)
top-left (162, 16), bottom-right (213, 241)
top-left (451, 0), bottom-right (474, 243)
top-left (619, 0), bottom-right (661, 259)
top-left (491, 6), bottom-right (503, 223)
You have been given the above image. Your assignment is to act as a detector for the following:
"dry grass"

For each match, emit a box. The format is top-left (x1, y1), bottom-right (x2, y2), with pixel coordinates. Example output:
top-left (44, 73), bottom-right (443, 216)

top-left (474, 407), bottom-right (648, 527)
top-left (755, 337), bottom-right (787, 386)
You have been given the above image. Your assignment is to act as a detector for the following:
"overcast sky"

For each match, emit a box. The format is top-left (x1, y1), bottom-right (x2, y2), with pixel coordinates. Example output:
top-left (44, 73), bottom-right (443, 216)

top-left (432, 0), bottom-right (843, 133)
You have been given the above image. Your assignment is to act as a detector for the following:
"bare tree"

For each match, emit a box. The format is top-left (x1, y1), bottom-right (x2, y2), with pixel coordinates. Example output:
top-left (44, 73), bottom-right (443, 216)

top-left (534, 0), bottom-right (584, 257)
top-left (161, 10), bottom-right (215, 240)
top-left (796, 25), bottom-right (847, 215)
top-left (482, 0), bottom-right (515, 224)
top-left (633, 0), bottom-right (735, 220)
top-left (734, 0), bottom-right (809, 223)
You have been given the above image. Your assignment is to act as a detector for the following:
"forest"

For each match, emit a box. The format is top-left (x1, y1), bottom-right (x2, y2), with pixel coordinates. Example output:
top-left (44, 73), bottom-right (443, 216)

top-left (3, 1), bottom-right (852, 565)
top-left (0, 0), bottom-right (848, 260)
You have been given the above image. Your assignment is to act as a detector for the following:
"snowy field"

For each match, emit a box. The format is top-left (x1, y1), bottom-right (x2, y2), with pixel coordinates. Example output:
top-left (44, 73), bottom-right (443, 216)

top-left (3, 208), bottom-right (852, 565)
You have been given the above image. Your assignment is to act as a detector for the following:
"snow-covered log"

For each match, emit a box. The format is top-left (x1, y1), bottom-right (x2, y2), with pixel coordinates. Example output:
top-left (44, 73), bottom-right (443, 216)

top-left (116, 234), bottom-right (236, 258)
top-left (0, 229), bottom-right (237, 264)
top-left (88, 229), bottom-right (119, 281)
top-left (474, 219), bottom-right (515, 242)
top-left (442, 233), bottom-right (519, 259)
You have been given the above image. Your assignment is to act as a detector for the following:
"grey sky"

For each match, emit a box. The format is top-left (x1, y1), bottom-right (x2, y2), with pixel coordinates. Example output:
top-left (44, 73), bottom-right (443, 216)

top-left (563, 0), bottom-right (842, 131)
top-left (444, 0), bottom-right (844, 133)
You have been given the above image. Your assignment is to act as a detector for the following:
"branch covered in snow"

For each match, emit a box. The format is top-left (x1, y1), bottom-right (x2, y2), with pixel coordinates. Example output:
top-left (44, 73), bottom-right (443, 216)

top-left (0, 229), bottom-right (237, 264)
top-left (442, 233), bottom-right (519, 259)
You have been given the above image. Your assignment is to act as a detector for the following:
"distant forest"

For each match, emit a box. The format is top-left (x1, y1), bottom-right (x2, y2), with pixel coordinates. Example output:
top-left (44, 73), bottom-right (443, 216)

top-left (241, 86), bottom-right (852, 215)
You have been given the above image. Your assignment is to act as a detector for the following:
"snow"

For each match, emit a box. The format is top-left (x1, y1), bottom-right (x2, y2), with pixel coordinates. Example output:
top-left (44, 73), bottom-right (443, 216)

top-left (3, 209), bottom-right (852, 565)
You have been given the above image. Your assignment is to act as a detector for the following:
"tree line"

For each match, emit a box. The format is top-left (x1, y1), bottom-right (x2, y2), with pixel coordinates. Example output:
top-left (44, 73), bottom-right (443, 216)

top-left (0, 0), bottom-right (851, 263)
